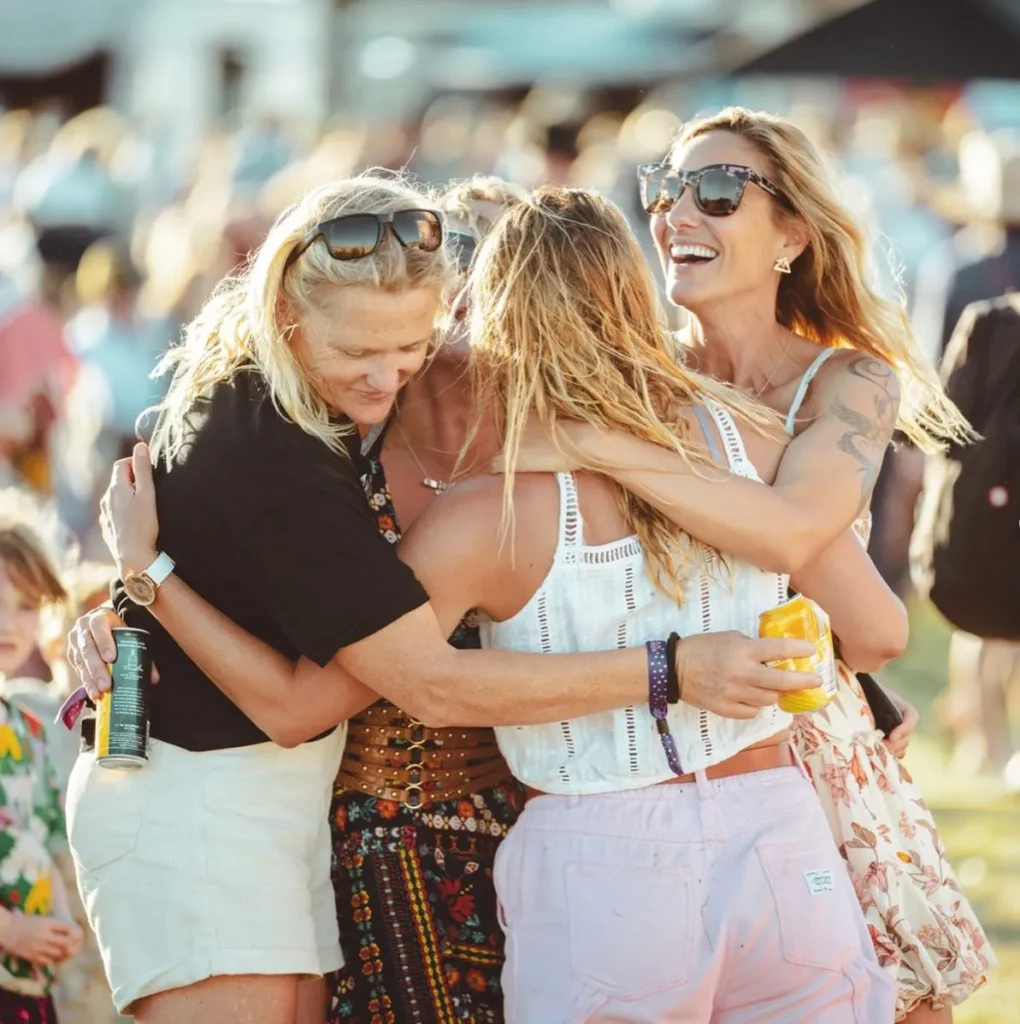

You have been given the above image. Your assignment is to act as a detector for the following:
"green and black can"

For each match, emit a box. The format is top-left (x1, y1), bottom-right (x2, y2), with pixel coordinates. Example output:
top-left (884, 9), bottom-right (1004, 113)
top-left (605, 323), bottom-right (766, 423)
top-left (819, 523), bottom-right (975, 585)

top-left (96, 627), bottom-right (151, 769)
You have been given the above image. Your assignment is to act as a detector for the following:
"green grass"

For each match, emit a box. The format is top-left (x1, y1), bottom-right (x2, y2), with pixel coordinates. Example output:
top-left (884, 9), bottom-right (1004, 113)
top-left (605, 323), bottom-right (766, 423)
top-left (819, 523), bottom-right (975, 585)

top-left (881, 600), bottom-right (1020, 1024)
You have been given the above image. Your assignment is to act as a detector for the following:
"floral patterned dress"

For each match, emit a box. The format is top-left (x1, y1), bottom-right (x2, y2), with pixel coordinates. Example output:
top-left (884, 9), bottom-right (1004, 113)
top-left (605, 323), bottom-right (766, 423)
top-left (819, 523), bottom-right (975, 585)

top-left (0, 695), bottom-right (65, 1023)
top-left (327, 451), bottom-right (525, 1024)
top-left (792, 520), bottom-right (995, 1019)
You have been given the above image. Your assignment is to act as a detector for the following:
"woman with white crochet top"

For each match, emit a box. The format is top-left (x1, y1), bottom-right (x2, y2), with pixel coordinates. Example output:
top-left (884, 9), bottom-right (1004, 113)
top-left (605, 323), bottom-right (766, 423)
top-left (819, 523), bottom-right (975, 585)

top-left (395, 187), bottom-right (897, 1022)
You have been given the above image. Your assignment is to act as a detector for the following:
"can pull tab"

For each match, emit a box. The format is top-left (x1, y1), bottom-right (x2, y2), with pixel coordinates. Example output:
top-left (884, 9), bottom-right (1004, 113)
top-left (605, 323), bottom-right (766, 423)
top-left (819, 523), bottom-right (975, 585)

top-left (55, 686), bottom-right (95, 731)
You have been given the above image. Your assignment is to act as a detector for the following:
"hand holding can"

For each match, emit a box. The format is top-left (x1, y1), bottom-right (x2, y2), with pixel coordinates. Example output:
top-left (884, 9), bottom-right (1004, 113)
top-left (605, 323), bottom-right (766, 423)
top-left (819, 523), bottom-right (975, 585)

top-left (758, 595), bottom-right (838, 714)
top-left (95, 627), bottom-right (152, 769)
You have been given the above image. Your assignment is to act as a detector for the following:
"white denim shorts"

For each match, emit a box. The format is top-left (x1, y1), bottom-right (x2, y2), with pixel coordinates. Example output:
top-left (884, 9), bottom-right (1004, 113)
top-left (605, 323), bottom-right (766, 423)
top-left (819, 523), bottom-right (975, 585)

top-left (66, 728), bottom-right (346, 1014)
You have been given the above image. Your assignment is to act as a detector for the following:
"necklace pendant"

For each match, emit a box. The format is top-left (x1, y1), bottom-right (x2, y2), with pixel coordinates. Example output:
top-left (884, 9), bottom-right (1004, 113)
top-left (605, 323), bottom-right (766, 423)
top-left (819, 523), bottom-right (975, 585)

top-left (423, 477), bottom-right (448, 493)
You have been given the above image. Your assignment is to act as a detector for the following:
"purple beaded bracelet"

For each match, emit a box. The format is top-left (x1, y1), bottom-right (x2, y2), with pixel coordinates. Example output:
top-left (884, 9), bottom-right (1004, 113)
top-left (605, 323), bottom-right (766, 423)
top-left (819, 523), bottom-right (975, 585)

top-left (646, 640), bottom-right (685, 776)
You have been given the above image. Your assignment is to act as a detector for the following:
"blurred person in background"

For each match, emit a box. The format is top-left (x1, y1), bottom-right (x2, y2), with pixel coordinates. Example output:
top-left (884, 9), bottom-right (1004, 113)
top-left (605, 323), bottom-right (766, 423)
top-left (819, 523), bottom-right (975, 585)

top-left (0, 111), bottom-right (34, 210)
top-left (913, 130), bottom-right (1020, 365)
top-left (64, 241), bottom-right (170, 463)
top-left (909, 136), bottom-right (1020, 774)
top-left (54, 241), bottom-right (171, 550)
top-left (598, 106), bottom-right (989, 1023)
top-left (14, 139), bottom-right (128, 307)
top-left (0, 259), bottom-right (78, 495)
top-left (325, 174), bottom-right (526, 1024)
top-left (911, 293), bottom-right (1020, 786)
top-left (2, 512), bottom-right (120, 1024)
top-left (232, 116), bottom-right (297, 199)
top-left (42, 563), bottom-right (123, 1024)
top-left (0, 489), bottom-right (84, 1024)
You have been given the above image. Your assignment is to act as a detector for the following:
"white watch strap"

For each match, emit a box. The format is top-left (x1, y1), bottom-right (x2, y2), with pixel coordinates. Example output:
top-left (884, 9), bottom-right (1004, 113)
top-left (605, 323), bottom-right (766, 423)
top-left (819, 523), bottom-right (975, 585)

top-left (145, 551), bottom-right (176, 587)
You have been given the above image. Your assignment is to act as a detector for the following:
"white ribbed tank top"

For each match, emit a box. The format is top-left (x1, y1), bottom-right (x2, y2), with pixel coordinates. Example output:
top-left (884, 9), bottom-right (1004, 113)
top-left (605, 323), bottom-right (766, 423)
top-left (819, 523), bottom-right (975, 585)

top-left (479, 401), bottom-right (793, 794)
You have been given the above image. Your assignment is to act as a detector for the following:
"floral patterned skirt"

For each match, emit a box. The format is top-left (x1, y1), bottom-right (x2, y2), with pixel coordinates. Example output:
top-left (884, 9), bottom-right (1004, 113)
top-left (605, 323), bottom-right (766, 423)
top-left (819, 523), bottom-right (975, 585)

top-left (0, 989), bottom-right (58, 1023)
top-left (792, 665), bottom-right (996, 1020)
top-left (327, 779), bottom-right (524, 1024)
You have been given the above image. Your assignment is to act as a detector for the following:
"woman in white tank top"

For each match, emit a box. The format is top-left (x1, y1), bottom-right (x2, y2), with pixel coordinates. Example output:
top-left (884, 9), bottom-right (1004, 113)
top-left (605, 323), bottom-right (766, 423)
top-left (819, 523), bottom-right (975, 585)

top-left (394, 188), bottom-right (896, 1022)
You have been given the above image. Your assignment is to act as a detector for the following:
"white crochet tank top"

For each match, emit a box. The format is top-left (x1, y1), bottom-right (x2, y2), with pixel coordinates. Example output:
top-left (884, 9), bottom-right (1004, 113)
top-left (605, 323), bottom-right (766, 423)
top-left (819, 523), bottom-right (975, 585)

top-left (479, 401), bottom-right (792, 794)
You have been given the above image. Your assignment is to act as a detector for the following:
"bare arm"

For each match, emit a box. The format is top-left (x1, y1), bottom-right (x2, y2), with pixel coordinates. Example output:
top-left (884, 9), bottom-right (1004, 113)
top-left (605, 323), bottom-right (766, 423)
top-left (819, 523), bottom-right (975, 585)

top-left (85, 578), bottom-right (648, 733)
top-left (138, 577), bottom-right (378, 746)
top-left (93, 449), bottom-right (650, 733)
top-left (791, 530), bottom-right (908, 672)
top-left (310, 476), bottom-right (651, 728)
top-left (571, 355), bottom-right (902, 574)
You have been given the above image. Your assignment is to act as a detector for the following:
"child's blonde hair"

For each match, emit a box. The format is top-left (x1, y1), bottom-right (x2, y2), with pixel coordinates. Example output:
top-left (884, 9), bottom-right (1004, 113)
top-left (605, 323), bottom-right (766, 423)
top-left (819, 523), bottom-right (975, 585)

top-left (0, 489), bottom-right (69, 609)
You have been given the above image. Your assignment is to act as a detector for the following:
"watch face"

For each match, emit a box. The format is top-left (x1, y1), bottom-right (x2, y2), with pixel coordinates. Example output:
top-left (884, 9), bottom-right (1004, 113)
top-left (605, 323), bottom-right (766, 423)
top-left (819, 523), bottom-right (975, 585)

top-left (124, 574), bottom-right (156, 607)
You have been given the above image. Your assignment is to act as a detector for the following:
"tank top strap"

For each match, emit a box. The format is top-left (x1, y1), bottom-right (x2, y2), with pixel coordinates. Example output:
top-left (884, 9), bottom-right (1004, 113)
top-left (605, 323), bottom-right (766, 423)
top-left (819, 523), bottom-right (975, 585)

top-left (692, 403), bottom-right (725, 468)
top-left (703, 400), bottom-right (752, 473)
top-left (554, 472), bottom-right (585, 553)
top-left (784, 348), bottom-right (836, 434)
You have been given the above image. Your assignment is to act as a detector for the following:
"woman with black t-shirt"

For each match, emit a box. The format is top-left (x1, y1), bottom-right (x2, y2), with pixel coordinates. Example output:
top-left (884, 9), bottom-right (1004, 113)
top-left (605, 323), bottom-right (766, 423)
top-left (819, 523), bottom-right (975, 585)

top-left (62, 175), bottom-right (812, 1024)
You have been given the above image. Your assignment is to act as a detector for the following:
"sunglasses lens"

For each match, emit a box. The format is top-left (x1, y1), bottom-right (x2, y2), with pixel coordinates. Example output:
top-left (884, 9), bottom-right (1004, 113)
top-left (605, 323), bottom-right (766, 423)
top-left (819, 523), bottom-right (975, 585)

top-left (448, 231), bottom-right (477, 271)
top-left (393, 210), bottom-right (444, 252)
top-left (639, 166), bottom-right (679, 215)
top-left (696, 169), bottom-right (742, 216)
top-left (321, 215), bottom-right (381, 259)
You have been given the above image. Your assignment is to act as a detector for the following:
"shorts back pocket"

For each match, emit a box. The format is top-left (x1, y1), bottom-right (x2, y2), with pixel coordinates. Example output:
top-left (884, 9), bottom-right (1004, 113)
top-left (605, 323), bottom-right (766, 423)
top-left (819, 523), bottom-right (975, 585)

top-left (565, 861), bottom-right (694, 1001)
top-left (757, 840), bottom-right (858, 971)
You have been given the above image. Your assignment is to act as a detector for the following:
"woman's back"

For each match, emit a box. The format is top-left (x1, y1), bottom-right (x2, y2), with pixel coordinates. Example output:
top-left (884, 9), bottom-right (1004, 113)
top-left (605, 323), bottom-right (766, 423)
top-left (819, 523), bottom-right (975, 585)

top-left (479, 402), bottom-right (791, 793)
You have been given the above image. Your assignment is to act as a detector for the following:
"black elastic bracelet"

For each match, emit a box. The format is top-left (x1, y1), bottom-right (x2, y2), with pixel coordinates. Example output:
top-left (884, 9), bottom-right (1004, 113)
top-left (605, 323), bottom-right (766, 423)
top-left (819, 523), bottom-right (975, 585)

top-left (665, 632), bottom-right (681, 704)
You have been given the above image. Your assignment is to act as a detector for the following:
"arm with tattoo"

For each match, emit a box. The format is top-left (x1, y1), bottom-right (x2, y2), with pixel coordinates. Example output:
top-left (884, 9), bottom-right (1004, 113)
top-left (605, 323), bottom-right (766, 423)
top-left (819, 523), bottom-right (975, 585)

top-left (831, 358), bottom-right (900, 512)
top-left (559, 352), bottom-right (902, 575)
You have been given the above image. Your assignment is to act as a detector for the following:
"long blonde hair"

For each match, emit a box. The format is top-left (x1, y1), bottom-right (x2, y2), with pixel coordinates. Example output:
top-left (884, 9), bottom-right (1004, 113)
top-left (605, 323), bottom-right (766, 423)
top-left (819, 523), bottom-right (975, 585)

top-left (470, 186), bottom-right (782, 600)
top-left (150, 174), bottom-right (454, 465)
top-left (671, 107), bottom-right (971, 450)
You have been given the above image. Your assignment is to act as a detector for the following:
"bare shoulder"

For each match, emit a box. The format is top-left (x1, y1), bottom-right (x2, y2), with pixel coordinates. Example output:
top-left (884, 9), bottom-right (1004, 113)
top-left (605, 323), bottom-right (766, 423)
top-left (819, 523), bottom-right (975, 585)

top-left (428, 472), bottom-right (561, 621)
top-left (410, 472), bottom-right (560, 556)
top-left (789, 349), bottom-right (901, 444)
top-left (402, 474), bottom-right (503, 552)
top-left (815, 349), bottom-right (902, 408)
top-left (433, 472), bottom-right (559, 522)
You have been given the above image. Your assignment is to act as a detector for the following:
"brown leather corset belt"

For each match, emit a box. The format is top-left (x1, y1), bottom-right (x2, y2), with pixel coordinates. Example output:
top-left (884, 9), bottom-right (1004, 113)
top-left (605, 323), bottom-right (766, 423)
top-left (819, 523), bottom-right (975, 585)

top-left (336, 701), bottom-right (512, 808)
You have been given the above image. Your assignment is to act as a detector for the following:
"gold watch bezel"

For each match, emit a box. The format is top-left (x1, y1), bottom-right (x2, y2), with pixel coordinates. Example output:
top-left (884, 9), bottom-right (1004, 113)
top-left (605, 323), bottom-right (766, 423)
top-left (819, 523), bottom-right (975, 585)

top-left (123, 573), bottom-right (157, 607)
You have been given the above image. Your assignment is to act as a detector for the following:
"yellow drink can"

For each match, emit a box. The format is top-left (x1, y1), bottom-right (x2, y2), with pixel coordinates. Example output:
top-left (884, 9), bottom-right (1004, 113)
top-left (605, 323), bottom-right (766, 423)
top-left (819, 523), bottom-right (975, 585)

top-left (758, 595), bottom-right (838, 713)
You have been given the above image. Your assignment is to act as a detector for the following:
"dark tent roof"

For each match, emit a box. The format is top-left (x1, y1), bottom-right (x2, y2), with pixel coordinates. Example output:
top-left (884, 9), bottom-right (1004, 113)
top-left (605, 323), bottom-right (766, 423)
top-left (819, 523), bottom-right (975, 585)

top-left (736, 0), bottom-right (1020, 80)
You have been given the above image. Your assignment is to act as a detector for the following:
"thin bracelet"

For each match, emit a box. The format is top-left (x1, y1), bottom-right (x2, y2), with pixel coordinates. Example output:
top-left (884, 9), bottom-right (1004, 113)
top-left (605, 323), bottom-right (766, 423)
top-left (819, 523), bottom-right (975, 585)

top-left (646, 640), bottom-right (684, 776)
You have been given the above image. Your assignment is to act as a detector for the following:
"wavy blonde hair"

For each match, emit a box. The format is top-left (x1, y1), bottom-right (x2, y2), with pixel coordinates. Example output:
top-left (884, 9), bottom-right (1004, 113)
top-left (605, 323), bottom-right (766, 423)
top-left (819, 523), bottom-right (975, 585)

top-left (150, 173), bottom-right (454, 465)
top-left (470, 186), bottom-right (783, 601)
top-left (670, 107), bottom-right (971, 450)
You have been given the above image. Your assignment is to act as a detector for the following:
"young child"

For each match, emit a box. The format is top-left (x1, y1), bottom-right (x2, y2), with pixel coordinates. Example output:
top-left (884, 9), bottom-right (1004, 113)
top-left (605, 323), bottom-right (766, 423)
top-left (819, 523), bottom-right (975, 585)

top-left (36, 560), bottom-right (124, 1024)
top-left (0, 489), bottom-right (84, 1023)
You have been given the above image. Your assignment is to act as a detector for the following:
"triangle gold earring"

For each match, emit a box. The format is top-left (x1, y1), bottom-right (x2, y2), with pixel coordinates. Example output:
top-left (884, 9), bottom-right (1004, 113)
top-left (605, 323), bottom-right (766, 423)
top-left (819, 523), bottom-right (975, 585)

top-left (773, 256), bottom-right (792, 274)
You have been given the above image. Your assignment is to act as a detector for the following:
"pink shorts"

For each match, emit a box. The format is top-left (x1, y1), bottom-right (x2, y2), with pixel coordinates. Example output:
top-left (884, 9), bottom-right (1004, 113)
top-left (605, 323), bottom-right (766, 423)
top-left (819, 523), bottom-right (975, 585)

top-left (494, 763), bottom-right (895, 1023)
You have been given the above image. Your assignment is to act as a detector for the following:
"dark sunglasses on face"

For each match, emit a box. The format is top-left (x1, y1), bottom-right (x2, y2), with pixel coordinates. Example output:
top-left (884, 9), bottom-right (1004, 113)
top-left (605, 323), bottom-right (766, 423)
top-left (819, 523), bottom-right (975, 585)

top-left (637, 162), bottom-right (792, 217)
top-left (447, 230), bottom-right (477, 272)
top-left (285, 209), bottom-right (444, 270)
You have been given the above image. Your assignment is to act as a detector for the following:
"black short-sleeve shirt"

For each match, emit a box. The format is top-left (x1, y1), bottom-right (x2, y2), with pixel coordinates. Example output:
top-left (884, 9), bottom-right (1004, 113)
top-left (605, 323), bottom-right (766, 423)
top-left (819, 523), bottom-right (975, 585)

top-left (112, 368), bottom-right (429, 751)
